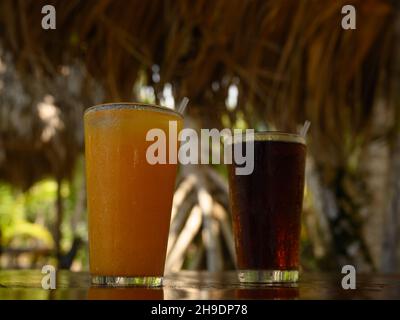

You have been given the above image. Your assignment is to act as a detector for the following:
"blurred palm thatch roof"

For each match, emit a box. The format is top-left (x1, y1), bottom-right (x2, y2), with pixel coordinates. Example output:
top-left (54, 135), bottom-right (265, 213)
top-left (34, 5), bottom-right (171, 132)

top-left (0, 0), bottom-right (398, 188)
top-left (1, 0), bottom-right (400, 272)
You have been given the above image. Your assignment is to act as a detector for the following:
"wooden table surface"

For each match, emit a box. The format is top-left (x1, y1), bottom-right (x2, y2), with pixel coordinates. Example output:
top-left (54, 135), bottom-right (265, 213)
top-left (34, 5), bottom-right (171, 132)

top-left (0, 270), bottom-right (399, 300)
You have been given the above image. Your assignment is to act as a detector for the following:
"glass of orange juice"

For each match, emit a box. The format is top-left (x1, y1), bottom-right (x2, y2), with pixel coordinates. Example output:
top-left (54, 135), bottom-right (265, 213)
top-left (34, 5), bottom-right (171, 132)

top-left (84, 103), bottom-right (183, 287)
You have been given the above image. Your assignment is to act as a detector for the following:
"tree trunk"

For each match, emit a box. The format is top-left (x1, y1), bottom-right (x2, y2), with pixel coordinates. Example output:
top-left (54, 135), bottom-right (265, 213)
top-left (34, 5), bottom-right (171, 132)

top-left (54, 176), bottom-right (63, 264)
top-left (382, 135), bottom-right (400, 272)
top-left (381, 3), bottom-right (400, 273)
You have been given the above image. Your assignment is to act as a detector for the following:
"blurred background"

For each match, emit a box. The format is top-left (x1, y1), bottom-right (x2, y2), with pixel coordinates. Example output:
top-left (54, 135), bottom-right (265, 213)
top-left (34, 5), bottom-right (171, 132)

top-left (0, 0), bottom-right (399, 274)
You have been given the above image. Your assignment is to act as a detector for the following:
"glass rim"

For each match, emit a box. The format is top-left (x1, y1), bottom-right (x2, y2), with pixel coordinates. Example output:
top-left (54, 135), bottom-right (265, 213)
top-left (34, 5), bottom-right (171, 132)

top-left (84, 102), bottom-right (183, 119)
top-left (228, 131), bottom-right (306, 145)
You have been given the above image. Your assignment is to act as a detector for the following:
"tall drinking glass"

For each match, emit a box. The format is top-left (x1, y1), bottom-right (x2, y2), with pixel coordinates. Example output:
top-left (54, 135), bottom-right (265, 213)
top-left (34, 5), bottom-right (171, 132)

top-left (228, 132), bottom-right (306, 283)
top-left (84, 103), bottom-right (182, 286)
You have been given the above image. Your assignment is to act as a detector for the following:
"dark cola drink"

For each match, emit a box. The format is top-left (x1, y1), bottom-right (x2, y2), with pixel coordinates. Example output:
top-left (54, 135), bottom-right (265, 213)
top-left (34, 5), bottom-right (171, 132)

top-left (228, 132), bottom-right (306, 283)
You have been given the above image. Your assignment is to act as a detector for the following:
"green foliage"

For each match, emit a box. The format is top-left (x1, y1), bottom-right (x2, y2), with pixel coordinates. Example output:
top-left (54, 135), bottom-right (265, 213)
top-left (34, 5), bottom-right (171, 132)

top-left (0, 184), bottom-right (24, 226)
top-left (0, 182), bottom-right (54, 248)
top-left (24, 180), bottom-right (61, 223)
top-left (0, 158), bottom-right (88, 269)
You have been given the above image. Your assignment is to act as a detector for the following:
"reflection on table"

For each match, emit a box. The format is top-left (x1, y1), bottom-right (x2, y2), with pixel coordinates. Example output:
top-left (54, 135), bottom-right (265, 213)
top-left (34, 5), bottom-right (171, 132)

top-left (0, 270), bottom-right (400, 300)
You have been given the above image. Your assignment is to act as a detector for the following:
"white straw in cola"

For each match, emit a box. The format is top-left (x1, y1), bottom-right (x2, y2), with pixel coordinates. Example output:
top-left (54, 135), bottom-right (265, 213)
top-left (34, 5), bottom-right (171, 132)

top-left (300, 120), bottom-right (311, 137)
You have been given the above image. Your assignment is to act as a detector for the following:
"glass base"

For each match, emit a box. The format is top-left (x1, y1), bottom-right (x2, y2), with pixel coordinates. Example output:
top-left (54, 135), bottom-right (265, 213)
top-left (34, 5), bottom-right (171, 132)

top-left (91, 275), bottom-right (163, 287)
top-left (238, 270), bottom-right (299, 284)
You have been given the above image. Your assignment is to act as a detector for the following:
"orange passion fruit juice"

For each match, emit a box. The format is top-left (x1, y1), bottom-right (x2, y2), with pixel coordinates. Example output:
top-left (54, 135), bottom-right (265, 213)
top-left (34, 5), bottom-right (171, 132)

top-left (84, 103), bottom-right (182, 285)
